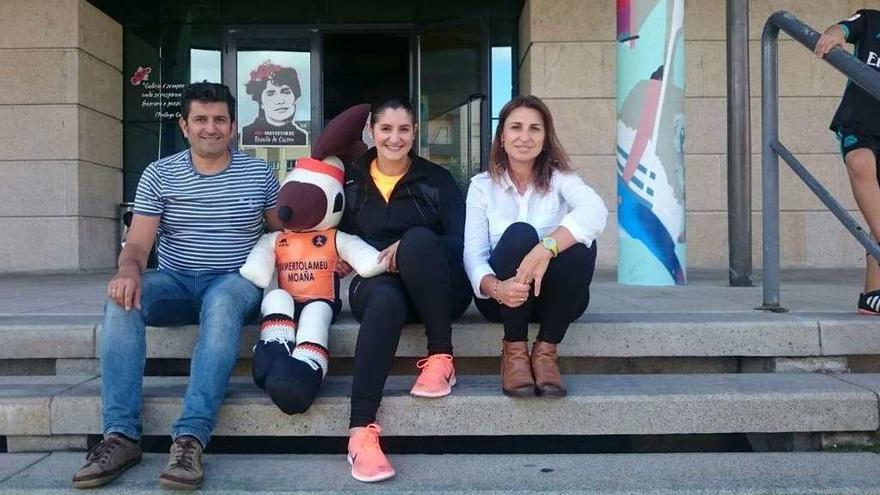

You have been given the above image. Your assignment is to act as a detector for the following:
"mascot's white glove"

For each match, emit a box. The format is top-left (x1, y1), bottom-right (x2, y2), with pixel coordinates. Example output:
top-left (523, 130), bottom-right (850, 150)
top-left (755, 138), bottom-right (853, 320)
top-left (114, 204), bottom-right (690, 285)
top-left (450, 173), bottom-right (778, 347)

top-left (240, 232), bottom-right (281, 288)
top-left (337, 231), bottom-right (387, 277)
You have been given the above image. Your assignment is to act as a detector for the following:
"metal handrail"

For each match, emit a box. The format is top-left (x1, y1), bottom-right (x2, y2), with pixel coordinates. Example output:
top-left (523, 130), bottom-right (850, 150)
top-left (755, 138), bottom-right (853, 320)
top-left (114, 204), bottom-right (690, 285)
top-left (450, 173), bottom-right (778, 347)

top-left (761, 11), bottom-right (880, 311)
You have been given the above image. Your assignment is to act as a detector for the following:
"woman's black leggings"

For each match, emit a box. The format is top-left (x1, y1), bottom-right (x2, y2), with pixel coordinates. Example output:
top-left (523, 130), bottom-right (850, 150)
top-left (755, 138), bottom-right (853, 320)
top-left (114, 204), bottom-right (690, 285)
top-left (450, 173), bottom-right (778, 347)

top-left (474, 222), bottom-right (597, 344)
top-left (348, 226), bottom-right (472, 428)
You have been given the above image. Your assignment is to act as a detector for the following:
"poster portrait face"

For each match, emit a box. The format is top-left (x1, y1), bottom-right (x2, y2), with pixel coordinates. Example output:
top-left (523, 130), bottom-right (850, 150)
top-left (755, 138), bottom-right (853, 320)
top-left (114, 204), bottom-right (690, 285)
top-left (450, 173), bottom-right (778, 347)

top-left (239, 55), bottom-right (311, 148)
top-left (261, 79), bottom-right (297, 125)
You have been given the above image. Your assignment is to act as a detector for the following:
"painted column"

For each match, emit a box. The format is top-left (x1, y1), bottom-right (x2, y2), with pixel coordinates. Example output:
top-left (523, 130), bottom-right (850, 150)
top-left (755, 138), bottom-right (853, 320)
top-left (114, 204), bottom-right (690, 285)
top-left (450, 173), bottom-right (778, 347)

top-left (616, 0), bottom-right (687, 285)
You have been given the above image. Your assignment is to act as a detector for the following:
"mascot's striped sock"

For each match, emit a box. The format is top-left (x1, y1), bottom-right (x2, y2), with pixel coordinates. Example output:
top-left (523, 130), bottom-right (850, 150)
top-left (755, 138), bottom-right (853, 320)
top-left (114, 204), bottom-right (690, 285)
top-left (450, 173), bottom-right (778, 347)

top-left (259, 314), bottom-right (296, 350)
top-left (292, 342), bottom-right (329, 378)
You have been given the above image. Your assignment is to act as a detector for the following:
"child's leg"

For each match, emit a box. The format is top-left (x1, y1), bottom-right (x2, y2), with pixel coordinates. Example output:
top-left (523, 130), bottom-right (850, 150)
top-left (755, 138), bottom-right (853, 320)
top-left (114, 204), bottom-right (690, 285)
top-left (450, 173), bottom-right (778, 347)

top-left (844, 146), bottom-right (880, 292)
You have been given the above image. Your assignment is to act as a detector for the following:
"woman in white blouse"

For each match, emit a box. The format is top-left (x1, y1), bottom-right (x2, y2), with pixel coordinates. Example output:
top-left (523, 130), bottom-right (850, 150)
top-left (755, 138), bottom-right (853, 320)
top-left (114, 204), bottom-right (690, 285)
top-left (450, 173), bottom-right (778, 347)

top-left (464, 95), bottom-right (608, 397)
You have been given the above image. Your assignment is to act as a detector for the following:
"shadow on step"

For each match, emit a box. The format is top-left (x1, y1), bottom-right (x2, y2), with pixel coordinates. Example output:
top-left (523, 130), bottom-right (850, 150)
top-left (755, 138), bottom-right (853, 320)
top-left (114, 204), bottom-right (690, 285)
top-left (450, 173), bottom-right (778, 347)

top-left (74, 433), bottom-right (763, 455)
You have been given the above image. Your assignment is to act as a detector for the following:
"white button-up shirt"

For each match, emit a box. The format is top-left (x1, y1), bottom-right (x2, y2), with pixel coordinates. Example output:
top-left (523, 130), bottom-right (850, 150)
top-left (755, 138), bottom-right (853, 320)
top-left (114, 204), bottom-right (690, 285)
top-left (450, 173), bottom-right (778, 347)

top-left (464, 169), bottom-right (608, 298)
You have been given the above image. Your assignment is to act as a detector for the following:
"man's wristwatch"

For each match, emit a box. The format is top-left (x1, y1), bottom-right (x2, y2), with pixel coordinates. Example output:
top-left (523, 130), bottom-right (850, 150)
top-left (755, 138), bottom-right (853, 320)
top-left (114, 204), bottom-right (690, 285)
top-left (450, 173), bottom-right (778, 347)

top-left (541, 237), bottom-right (558, 257)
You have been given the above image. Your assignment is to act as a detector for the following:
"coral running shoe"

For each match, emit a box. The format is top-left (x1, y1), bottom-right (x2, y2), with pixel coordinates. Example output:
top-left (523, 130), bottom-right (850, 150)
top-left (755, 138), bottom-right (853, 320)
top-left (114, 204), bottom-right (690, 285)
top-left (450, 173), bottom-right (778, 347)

top-left (347, 424), bottom-right (395, 483)
top-left (410, 353), bottom-right (456, 397)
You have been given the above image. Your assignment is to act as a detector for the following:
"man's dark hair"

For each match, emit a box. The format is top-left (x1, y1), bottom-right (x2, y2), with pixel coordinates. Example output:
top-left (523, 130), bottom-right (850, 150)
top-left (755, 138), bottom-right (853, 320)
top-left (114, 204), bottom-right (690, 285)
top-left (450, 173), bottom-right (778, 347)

top-left (181, 82), bottom-right (236, 122)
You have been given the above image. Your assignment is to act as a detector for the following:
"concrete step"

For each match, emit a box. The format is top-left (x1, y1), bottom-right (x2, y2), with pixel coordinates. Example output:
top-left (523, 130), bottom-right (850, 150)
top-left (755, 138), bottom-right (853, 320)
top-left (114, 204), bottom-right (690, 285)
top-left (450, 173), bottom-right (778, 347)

top-left (2, 373), bottom-right (877, 437)
top-left (2, 452), bottom-right (880, 493)
top-left (2, 311), bottom-right (879, 361)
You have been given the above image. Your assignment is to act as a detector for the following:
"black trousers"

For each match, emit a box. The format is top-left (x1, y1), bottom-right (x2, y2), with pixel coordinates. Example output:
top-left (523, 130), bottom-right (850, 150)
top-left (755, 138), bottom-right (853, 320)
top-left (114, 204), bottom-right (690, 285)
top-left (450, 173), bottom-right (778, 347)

top-left (474, 222), bottom-right (596, 343)
top-left (348, 226), bottom-right (472, 428)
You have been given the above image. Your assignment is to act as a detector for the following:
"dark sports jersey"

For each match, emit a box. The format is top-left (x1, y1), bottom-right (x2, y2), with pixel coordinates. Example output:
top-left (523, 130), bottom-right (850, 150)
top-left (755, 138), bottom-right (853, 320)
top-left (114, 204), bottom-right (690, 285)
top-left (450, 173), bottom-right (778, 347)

top-left (830, 9), bottom-right (880, 135)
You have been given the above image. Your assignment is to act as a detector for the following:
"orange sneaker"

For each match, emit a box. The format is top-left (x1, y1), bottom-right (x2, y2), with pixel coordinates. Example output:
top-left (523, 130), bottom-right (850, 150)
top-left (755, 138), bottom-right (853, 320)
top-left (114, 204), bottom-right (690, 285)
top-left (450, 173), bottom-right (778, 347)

top-left (347, 424), bottom-right (395, 483)
top-left (410, 353), bottom-right (456, 398)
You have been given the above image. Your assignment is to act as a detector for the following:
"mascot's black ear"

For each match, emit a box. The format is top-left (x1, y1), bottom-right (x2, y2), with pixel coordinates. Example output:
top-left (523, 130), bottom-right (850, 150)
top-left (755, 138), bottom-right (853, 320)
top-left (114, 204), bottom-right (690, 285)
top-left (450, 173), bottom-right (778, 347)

top-left (311, 103), bottom-right (371, 165)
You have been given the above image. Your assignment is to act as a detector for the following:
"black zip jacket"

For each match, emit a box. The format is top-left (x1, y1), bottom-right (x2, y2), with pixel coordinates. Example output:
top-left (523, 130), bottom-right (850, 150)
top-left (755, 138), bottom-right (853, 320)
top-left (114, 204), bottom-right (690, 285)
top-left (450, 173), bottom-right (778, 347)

top-left (341, 148), bottom-right (466, 261)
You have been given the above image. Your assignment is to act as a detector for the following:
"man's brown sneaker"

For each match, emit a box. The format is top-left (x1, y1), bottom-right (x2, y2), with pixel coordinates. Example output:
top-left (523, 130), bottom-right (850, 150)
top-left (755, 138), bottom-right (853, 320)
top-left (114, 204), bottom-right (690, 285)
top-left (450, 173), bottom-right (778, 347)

top-left (158, 436), bottom-right (204, 490)
top-left (72, 434), bottom-right (142, 489)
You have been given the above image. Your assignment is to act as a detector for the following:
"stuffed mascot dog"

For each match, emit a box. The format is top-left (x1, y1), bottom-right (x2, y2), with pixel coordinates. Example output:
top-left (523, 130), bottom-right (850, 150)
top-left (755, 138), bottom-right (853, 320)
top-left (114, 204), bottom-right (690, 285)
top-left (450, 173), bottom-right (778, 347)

top-left (240, 104), bottom-right (385, 414)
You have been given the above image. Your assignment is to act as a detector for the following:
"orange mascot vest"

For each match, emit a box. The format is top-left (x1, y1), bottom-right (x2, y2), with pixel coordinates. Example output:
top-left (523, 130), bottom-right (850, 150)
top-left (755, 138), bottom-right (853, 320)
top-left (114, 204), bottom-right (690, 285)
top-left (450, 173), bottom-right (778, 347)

top-left (274, 229), bottom-right (338, 303)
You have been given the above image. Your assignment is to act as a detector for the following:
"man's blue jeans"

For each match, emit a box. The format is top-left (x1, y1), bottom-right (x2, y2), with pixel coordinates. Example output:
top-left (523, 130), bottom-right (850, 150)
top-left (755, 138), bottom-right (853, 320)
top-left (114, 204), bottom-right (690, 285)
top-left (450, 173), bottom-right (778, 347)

top-left (101, 269), bottom-right (261, 447)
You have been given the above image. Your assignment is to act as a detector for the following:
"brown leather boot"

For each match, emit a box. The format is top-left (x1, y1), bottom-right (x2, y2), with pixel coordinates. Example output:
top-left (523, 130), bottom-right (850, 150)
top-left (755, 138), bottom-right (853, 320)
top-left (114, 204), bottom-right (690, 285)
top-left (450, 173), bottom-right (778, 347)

top-left (501, 340), bottom-right (536, 397)
top-left (531, 340), bottom-right (566, 397)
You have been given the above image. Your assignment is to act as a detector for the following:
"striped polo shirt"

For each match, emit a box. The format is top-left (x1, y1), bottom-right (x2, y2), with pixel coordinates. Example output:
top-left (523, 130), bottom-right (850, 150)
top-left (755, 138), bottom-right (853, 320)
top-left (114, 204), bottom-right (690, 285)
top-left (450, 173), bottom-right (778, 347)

top-left (134, 148), bottom-right (280, 272)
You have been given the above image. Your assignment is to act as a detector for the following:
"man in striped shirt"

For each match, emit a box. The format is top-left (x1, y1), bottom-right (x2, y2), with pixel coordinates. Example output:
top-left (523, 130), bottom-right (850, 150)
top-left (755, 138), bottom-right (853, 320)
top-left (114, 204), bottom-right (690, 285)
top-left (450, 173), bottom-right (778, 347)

top-left (73, 83), bottom-right (281, 490)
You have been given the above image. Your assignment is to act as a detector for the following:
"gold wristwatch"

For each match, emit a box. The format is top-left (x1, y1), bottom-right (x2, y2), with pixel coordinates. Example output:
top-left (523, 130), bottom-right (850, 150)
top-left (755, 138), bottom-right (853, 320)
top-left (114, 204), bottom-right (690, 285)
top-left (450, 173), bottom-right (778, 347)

top-left (541, 237), bottom-right (558, 257)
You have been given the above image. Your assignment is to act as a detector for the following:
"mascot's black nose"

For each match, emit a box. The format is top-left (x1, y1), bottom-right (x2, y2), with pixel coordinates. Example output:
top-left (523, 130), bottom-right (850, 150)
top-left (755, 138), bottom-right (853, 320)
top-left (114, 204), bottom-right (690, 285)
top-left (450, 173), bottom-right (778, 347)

top-left (278, 206), bottom-right (292, 221)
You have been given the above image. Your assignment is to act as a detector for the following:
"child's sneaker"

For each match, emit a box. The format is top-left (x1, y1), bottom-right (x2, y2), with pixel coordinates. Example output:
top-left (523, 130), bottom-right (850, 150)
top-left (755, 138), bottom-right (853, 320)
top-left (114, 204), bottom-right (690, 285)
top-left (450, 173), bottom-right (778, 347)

top-left (347, 424), bottom-right (395, 482)
top-left (410, 353), bottom-right (456, 398)
top-left (858, 289), bottom-right (880, 315)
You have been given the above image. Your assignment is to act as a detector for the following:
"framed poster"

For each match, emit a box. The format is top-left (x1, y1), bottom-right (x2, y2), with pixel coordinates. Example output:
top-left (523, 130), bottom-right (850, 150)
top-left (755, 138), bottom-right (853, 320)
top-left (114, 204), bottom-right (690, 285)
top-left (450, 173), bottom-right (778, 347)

top-left (237, 51), bottom-right (311, 147)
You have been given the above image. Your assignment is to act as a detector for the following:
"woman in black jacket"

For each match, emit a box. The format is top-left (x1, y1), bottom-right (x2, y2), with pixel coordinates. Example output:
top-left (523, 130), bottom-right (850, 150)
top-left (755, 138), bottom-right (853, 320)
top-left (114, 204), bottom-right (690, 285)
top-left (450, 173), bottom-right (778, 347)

top-left (340, 99), bottom-right (472, 483)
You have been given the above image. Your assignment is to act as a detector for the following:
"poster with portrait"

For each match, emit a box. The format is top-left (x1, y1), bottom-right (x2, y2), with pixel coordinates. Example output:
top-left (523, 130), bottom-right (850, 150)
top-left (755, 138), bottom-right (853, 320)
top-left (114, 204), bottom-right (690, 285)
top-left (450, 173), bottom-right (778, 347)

top-left (238, 51), bottom-right (311, 147)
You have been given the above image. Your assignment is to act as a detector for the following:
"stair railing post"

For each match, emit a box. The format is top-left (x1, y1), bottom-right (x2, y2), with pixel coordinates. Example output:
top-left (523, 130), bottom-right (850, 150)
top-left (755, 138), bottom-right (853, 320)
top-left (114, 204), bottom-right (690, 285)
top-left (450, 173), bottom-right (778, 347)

top-left (761, 19), bottom-right (781, 310)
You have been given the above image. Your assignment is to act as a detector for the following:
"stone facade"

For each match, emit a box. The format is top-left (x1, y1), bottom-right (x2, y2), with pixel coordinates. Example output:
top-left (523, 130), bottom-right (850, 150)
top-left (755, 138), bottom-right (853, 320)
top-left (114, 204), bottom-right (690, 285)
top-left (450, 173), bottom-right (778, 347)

top-left (0, 0), bottom-right (874, 272)
top-left (519, 0), bottom-right (878, 269)
top-left (0, 0), bottom-right (122, 272)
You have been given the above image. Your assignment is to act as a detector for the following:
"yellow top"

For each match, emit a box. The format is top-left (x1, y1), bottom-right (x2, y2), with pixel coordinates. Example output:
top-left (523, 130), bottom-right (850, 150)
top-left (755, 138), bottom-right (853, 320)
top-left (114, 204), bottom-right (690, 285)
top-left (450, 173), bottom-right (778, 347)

top-left (369, 159), bottom-right (405, 203)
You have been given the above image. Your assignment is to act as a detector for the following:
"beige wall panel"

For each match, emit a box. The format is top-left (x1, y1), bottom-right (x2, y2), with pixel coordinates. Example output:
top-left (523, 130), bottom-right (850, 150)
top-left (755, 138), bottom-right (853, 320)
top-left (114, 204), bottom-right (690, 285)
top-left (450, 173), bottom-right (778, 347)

top-left (748, 97), bottom-right (840, 155)
top-left (749, 211), bottom-right (805, 266)
top-left (0, 105), bottom-right (79, 161)
top-left (748, 211), bottom-right (864, 267)
top-left (693, 43), bottom-right (846, 98)
top-left (79, 52), bottom-right (123, 120)
top-left (750, 153), bottom-right (856, 211)
top-left (680, 40), bottom-right (846, 99)
top-left (749, 0), bottom-right (852, 41)
top-left (0, 217), bottom-right (79, 272)
top-left (686, 41), bottom-right (726, 97)
top-left (644, 0), bottom-right (850, 43)
top-left (0, 49), bottom-right (78, 105)
top-left (543, 98), bottom-right (616, 155)
top-left (77, 0), bottom-right (123, 70)
top-left (0, 0), bottom-right (77, 49)
top-left (595, 212), bottom-right (618, 268)
top-left (78, 107), bottom-right (122, 169)
top-left (570, 155), bottom-right (617, 213)
top-left (804, 210), bottom-right (865, 267)
top-left (78, 217), bottom-right (117, 269)
top-left (527, 0), bottom-right (615, 43)
top-left (0, 161), bottom-right (78, 217)
top-left (685, 97), bottom-right (726, 154)
top-left (851, 0), bottom-right (880, 10)
top-left (686, 211), bottom-right (730, 266)
top-left (78, 162), bottom-right (122, 219)
top-left (748, 41), bottom-right (849, 97)
top-left (0, 160), bottom-right (120, 219)
top-left (686, 154), bottom-right (727, 212)
top-left (529, 42), bottom-right (616, 99)
top-left (686, 0), bottom-right (726, 41)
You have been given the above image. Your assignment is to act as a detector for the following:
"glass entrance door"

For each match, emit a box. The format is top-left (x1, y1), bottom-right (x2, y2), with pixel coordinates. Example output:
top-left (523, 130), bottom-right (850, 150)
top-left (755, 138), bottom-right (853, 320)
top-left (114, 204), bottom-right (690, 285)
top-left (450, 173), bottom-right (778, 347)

top-left (224, 29), bottom-right (320, 182)
top-left (418, 18), bottom-right (489, 186)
